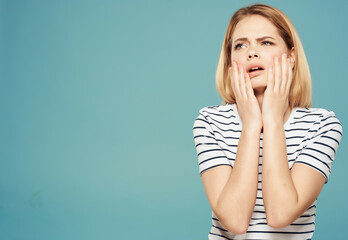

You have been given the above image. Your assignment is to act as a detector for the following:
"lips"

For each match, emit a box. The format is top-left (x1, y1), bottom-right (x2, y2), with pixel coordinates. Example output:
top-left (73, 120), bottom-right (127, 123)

top-left (246, 64), bottom-right (265, 79)
top-left (248, 70), bottom-right (264, 79)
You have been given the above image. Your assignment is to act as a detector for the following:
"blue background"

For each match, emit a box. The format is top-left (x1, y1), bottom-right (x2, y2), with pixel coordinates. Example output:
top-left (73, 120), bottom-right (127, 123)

top-left (1, 0), bottom-right (347, 239)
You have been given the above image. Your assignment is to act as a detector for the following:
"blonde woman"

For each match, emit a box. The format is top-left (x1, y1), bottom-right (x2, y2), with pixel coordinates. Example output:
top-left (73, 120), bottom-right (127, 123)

top-left (193, 4), bottom-right (343, 240)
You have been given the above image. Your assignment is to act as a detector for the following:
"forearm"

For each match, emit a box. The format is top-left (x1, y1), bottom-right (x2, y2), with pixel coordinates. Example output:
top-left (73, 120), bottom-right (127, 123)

top-left (262, 121), bottom-right (298, 226)
top-left (216, 126), bottom-right (260, 233)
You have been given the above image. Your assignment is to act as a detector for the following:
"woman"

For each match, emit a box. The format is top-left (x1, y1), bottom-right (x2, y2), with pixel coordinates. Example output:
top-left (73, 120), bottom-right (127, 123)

top-left (193, 4), bottom-right (343, 240)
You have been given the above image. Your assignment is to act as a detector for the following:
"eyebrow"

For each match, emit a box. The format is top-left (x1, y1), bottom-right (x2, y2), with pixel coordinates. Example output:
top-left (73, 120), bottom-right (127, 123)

top-left (233, 36), bottom-right (276, 44)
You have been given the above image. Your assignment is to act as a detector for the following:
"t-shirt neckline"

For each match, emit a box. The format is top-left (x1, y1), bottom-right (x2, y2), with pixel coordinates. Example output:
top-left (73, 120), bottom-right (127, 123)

top-left (228, 103), bottom-right (298, 129)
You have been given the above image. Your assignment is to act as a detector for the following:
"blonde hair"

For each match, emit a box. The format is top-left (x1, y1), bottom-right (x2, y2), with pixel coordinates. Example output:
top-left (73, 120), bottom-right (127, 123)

top-left (216, 4), bottom-right (312, 108)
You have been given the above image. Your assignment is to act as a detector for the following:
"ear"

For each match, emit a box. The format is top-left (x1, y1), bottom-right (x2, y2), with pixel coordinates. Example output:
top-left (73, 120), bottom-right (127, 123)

top-left (289, 47), bottom-right (295, 69)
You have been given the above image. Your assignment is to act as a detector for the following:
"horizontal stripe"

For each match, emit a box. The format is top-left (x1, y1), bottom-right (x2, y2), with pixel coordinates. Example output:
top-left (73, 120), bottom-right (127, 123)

top-left (196, 118), bottom-right (242, 133)
top-left (213, 130), bottom-right (241, 140)
top-left (250, 217), bottom-right (267, 220)
top-left (212, 224), bottom-right (229, 232)
top-left (209, 232), bottom-right (233, 240)
top-left (317, 121), bottom-right (342, 132)
top-left (201, 110), bottom-right (236, 119)
top-left (192, 126), bottom-right (214, 135)
top-left (291, 120), bottom-right (317, 124)
top-left (296, 109), bottom-right (312, 113)
top-left (199, 164), bottom-right (231, 175)
top-left (246, 230), bottom-right (314, 234)
top-left (206, 105), bottom-right (220, 109)
top-left (315, 128), bottom-right (343, 139)
top-left (195, 142), bottom-right (219, 148)
top-left (331, 128), bottom-right (343, 136)
top-left (197, 147), bottom-right (236, 157)
top-left (304, 147), bottom-right (333, 162)
top-left (322, 135), bottom-right (340, 144)
top-left (205, 114), bottom-right (240, 126)
top-left (285, 128), bottom-right (313, 132)
top-left (199, 155), bottom-right (233, 166)
top-left (294, 113), bottom-right (323, 119)
top-left (193, 134), bottom-right (215, 140)
top-left (312, 141), bottom-right (336, 153)
top-left (291, 222), bottom-right (315, 226)
top-left (194, 138), bottom-right (239, 149)
top-left (322, 115), bottom-right (338, 122)
top-left (298, 151), bottom-right (330, 168)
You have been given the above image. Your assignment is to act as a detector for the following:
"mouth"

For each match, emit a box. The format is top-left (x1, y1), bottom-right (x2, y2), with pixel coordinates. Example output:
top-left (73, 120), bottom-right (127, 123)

top-left (248, 66), bottom-right (264, 72)
top-left (247, 66), bottom-right (264, 78)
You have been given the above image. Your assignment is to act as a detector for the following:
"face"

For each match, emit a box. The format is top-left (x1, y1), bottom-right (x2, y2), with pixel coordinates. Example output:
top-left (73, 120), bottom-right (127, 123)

top-left (231, 15), bottom-right (294, 92)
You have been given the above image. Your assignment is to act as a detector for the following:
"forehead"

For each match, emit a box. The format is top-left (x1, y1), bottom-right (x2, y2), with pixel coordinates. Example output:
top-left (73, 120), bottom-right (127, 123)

top-left (232, 15), bottom-right (280, 41)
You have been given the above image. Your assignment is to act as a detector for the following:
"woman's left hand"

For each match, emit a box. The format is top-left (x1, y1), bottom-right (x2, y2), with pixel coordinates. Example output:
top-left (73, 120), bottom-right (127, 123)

top-left (262, 53), bottom-right (293, 125)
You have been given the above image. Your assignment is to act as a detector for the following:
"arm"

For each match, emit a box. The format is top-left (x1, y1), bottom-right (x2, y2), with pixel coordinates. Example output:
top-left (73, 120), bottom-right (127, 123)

top-left (262, 120), bottom-right (326, 228)
top-left (195, 62), bottom-right (263, 234)
top-left (201, 125), bottom-right (261, 234)
top-left (261, 54), bottom-right (343, 228)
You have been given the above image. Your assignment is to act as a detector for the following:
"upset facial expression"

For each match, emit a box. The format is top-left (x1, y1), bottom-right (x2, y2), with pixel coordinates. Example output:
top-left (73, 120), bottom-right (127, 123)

top-left (231, 15), bottom-right (293, 92)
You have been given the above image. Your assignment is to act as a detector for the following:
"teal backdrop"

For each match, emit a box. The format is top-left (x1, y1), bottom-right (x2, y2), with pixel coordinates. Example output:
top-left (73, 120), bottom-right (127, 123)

top-left (1, 0), bottom-right (347, 239)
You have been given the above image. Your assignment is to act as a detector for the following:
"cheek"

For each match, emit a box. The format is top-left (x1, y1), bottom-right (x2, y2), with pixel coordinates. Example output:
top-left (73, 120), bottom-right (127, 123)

top-left (231, 54), bottom-right (243, 64)
top-left (268, 50), bottom-right (288, 61)
top-left (263, 51), bottom-right (280, 65)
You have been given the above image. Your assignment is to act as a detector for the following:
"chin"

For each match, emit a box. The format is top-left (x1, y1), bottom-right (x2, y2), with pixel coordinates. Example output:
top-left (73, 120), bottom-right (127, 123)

top-left (250, 76), bottom-right (267, 90)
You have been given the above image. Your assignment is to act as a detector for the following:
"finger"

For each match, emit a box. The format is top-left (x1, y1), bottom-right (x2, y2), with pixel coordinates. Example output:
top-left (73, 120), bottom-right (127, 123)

top-left (229, 66), bottom-right (235, 93)
top-left (274, 56), bottom-right (281, 92)
top-left (232, 62), bottom-right (241, 99)
top-left (238, 64), bottom-right (247, 99)
top-left (281, 53), bottom-right (288, 92)
top-left (245, 73), bottom-right (254, 98)
top-left (267, 64), bottom-right (274, 91)
top-left (286, 58), bottom-right (293, 91)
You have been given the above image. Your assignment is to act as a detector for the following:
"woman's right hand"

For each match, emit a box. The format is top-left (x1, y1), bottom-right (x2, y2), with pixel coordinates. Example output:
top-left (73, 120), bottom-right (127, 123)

top-left (229, 62), bottom-right (263, 131)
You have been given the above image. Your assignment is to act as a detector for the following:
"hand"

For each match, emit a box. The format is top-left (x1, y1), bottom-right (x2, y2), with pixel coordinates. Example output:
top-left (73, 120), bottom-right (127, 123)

top-left (262, 53), bottom-right (293, 125)
top-left (229, 61), bottom-right (262, 130)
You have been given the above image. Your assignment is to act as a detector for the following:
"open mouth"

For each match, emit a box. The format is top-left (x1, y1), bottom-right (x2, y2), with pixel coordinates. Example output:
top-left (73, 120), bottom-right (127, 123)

top-left (247, 66), bottom-right (265, 78)
top-left (248, 67), bottom-right (264, 72)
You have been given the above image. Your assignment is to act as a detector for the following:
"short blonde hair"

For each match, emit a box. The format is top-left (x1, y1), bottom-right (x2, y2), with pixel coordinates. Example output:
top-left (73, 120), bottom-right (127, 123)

top-left (216, 4), bottom-right (312, 108)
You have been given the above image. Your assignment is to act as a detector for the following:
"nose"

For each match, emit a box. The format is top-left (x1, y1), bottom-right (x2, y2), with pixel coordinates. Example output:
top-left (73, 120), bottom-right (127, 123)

top-left (247, 50), bottom-right (260, 61)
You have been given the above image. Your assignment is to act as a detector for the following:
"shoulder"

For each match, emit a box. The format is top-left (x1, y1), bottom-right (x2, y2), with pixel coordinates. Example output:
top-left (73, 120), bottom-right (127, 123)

top-left (294, 106), bottom-right (343, 135)
top-left (193, 103), bottom-right (238, 125)
top-left (296, 106), bottom-right (334, 116)
top-left (193, 103), bottom-right (241, 135)
top-left (295, 107), bottom-right (341, 122)
top-left (198, 103), bottom-right (235, 118)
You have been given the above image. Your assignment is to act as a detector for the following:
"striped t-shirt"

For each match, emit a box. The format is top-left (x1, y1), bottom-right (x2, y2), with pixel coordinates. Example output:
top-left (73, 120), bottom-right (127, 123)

top-left (192, 103), bottom-right (343, 240)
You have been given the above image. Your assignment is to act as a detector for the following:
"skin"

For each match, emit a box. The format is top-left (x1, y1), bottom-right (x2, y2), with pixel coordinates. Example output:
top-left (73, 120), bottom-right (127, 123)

top-left (228, 14), bottom-right (295, 129)
top-left (201, 15), bottom-right (326, 234)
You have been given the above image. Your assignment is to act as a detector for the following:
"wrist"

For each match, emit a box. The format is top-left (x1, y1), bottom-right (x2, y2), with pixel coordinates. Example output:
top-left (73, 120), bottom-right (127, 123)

top-left (262, 116), bottom-right (283, 126)
top-left (242, 123), bottom-right (262, 133)
top-left (263, 120), bottom-right (284, 131)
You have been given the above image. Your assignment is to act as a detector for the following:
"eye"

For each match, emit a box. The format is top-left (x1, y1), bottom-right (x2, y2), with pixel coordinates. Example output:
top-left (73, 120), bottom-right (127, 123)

top-left (262, 41), bottom-right (273, 46)
top-left (234, 43), bottom-right (246, 50)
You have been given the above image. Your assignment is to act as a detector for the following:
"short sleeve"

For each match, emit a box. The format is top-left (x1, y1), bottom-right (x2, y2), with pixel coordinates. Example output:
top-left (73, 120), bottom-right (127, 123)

top-left (192, 112), bottom-right (232, 175)
top-left (293, 111), bottom-right (343, 184)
